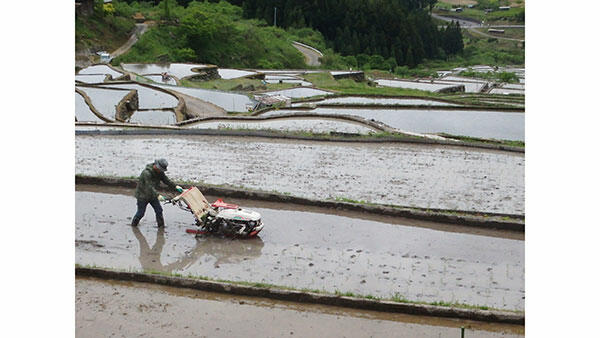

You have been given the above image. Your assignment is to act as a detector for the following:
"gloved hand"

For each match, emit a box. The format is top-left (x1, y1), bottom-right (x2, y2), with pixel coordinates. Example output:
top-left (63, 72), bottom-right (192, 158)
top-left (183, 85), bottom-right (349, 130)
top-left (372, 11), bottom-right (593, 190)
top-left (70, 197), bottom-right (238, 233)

top-left (176, 185), bottom-right (184, 193)
top-left (157, 195), bottom-right (166, 201)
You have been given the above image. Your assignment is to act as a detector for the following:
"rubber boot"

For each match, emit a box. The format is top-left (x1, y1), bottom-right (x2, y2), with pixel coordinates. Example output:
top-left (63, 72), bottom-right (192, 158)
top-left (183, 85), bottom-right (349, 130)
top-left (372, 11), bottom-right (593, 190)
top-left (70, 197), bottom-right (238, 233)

top-left (131, 217), bottom-right (141, 227)
top-left (157, 215), bottom-right (165, 228)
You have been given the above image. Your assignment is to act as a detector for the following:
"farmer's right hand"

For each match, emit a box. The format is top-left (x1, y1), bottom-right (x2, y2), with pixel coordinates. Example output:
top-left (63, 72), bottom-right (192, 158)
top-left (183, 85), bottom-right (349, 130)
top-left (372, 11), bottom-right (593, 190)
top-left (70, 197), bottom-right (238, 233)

top-left (158, 195), bottom-right (166, 201)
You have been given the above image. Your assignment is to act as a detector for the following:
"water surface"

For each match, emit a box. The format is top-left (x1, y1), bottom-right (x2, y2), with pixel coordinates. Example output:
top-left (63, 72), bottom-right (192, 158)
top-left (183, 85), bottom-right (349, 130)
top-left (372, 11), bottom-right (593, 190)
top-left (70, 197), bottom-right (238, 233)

top-left (121, 63), bottom-right (210, 79)
top-left (128, 110), bottom-right (177, 125)
top-left (76, 86), bottom-right (131, 120)
top-left (183, 117), bottom-right (377, 134)
top-left (264, 107), bottom-right (524, 141)
top-left (99, 83), bottom-right (179, 109)
top-left (78, 65), bottom-right (123, 78)
top-left (76, 189), bottom-right (524, 310)
top-left (75, 92), bottom-right (104, 123)
top-left (218, 68), bottom-right (257, 79)
top-left (75, 74), bottom-right (107, 84)
top-left (153, 84), bottom-right (255, 112)
top-left (261, 87), bottom-right (333, 98)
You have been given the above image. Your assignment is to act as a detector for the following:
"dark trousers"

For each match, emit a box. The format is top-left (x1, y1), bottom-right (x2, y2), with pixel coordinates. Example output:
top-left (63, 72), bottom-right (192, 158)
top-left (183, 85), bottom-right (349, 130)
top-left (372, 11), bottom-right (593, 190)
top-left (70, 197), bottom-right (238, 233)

top-left (133, 198), bottom-right (163, 221)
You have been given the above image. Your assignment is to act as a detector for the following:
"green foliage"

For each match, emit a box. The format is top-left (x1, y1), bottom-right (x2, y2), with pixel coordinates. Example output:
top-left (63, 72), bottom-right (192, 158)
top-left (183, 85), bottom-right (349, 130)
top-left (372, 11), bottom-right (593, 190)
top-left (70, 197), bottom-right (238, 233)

top-left (460, 70), bottom-right (518, 83)
top-left (76, 6), bottom-right (135, 52)
top-left (239, 0), bottom-right (463, 67)
top-left (113, 1), bottom-right (305, 68)
top-left (486, 7), bottom-right (525, 22)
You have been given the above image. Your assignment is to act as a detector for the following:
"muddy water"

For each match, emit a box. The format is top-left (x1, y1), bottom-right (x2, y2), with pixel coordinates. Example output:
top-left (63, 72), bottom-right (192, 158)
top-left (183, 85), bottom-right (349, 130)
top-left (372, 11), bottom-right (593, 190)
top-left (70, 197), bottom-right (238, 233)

top-left (183, 117), bottom-right (378, 134)
top-left (75, 86), bottom-right (130, 120)
top-left (77, 277), bottom-right (524, 337)
top-left (75, 92), bottom-right (104, 123)
top-left (99, 83), bottom-right (179, 109)
top-left (153, 84), bottom-right (255, 112)
top-left (264, 107), bottom-right (525, 141)
top-left (75, 135), bottom-right (524, 215)
top-left (75, 190), bottom-right (524, 310)
top-left (128, 110), bottom-right (177, 125)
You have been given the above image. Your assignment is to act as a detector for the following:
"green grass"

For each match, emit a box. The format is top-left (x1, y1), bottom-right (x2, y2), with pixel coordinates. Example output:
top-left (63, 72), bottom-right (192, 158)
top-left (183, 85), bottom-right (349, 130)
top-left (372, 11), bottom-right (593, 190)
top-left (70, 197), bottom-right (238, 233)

top-left (438, 133), bottom-right (524, 148)
top-left (76, 264), bottom-right (520, 313)
top-left (76, 13), bottom-right (135, 53)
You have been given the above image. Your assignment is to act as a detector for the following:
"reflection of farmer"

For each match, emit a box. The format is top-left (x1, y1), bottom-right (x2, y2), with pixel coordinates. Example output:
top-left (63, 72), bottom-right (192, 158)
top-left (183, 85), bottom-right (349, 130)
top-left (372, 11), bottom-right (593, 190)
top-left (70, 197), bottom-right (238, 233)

top-left (131, 158), bottom-right (183, 227)
top-left (131, 227), bottom-right (203, 273)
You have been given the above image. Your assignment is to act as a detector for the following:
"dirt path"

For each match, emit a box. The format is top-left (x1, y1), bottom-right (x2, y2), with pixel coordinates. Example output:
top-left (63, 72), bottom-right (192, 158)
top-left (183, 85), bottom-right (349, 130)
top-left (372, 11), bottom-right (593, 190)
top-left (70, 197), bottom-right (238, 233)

top-left (76, 277), bottom-right (523, 337)
top-left (175, 92), bottom-right (227, 118)
top-left (75, 135), bottom-right (525, 215)
top-left (111, 23), bottom-right (149, 59)
top-left (75, 188), bottom-right (524, 310)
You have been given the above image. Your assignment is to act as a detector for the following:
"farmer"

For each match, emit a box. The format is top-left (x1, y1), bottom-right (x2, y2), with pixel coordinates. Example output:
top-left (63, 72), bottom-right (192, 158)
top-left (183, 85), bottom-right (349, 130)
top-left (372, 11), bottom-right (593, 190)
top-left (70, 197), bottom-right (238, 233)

top-left (131, 158), bottom-right (184, 227)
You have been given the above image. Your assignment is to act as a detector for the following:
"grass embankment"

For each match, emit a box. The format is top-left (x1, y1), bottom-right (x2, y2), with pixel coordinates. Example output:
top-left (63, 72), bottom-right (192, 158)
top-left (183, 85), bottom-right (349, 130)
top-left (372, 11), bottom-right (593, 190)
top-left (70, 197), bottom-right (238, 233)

top-left (111, 1), bottom-right (315, 69)
top-left (75, 10), bottom-right (135, 56)
top-left (77, 264), bottom-right (518, 313)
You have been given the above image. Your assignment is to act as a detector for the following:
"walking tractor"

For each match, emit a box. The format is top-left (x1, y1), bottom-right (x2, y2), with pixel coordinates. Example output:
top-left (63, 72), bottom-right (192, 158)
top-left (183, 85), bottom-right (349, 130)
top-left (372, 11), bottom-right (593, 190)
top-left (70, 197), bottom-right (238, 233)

top-left (166, 187), bottom-right (263, 238)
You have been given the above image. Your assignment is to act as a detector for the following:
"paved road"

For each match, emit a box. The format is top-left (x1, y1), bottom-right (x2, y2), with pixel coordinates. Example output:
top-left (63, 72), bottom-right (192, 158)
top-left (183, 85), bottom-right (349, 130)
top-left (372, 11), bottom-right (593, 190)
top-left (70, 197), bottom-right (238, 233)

top-left (292, 41), bottom-right (323, 66)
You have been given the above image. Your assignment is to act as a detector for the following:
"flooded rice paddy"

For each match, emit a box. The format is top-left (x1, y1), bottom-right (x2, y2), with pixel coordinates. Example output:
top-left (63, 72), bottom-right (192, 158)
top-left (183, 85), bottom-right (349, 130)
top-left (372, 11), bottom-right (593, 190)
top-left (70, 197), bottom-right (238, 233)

top-left (292, 96), bottom-right (457, 107)
top-left (121, 63), bottom-right (210, 79)
top-left (76, 188), bottom-right (524, 310)
top-left (75, 135), bottom-right (524, 215)
top-left (375, 79), bottom-right (459, 92)
top-left (263, 87), bottom-right (334, 98)
top-left (488, 88), bottom-right (525, 96)
top-left (77, 278), bottom-right (523, 337)
top-left (75, 92), bottom-right (104, 123)
top-left (75, 74), bottom-right (107, 84)
top-left (183, 117), bottom-right (378, 134)
top-left (421, 80), bottom-right (487, 93)
top-left (500, 83), bottom-right (525, 90)
top-left (264, 107), bottom-right (524, 141)
top-left (264, 78), bottom-right (313, 86)
top-left (142, 74), bottom-right (177, 86)
top-left (128, 110), bottom-right (177, 125)
top-left (76, 86), bottom-right (131, 120)
top-left (98, 83), bottom-right (179, 109)
top-left (153, 84), bottom-right (255, 112)
top-left (217, 68), bottom-right (257, 79)
top-left (78, 65), bottom-right (123, 78)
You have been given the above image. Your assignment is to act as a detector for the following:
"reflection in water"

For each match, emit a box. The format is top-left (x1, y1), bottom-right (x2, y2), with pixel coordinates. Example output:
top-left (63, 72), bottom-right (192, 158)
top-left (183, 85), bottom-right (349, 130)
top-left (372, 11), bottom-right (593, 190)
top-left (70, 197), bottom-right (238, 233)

top-left (131, 227), bottom-right (264, 272)
top-left (197, 236), bottom-right (264, 267)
